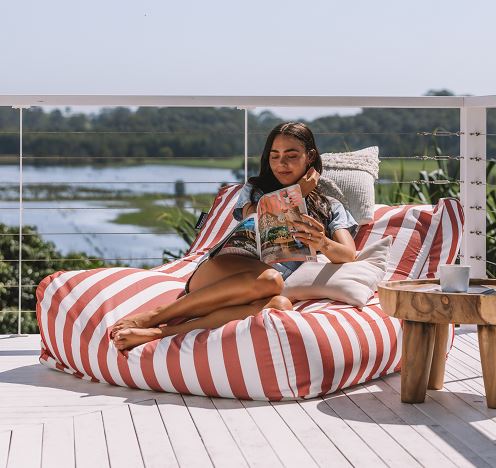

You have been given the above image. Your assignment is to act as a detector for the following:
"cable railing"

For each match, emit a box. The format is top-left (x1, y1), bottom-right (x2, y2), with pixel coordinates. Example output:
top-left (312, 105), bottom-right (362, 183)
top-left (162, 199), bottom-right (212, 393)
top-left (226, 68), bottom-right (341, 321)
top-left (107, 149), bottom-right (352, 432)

top-left (0, 94), bottom-right (494, 334)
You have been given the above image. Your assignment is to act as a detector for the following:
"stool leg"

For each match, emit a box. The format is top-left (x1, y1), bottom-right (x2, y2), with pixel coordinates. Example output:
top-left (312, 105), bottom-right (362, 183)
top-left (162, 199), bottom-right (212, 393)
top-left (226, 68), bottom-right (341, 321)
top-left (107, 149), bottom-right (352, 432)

top-left (477, 325), bottom-right (496, 408)
top-left (428, 324), bottom-right (449, 390)
top-left (401, 320), bottom-right (436, 403)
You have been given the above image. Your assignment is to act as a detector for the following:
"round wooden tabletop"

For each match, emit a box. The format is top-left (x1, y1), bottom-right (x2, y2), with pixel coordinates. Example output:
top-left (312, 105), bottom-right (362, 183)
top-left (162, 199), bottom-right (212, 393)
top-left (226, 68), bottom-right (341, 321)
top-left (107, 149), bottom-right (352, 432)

top-left (378, 278), bottom-right (496, 325)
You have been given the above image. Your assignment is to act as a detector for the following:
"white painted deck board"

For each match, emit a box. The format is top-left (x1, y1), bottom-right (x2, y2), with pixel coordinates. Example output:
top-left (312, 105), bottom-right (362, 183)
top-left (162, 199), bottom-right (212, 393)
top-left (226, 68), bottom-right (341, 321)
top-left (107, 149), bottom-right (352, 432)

top-left (2, 328), bottom-right (496, 467)
top-left (0, 432), bottom-right (11, 468)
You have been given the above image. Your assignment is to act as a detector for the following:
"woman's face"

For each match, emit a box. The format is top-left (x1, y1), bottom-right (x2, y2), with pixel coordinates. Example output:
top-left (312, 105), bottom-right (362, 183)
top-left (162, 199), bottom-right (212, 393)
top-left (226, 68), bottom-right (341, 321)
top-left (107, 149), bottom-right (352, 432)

top-left (269, 134), bottom-right (313, 186)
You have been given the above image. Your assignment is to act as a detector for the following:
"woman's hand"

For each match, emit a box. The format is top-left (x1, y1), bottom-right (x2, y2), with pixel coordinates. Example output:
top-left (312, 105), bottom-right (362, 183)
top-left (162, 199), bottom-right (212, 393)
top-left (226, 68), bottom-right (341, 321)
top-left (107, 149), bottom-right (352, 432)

top-left (297, 167), bottom-right (320, 197)
top-left (292, 214), bottom-right (328, 251)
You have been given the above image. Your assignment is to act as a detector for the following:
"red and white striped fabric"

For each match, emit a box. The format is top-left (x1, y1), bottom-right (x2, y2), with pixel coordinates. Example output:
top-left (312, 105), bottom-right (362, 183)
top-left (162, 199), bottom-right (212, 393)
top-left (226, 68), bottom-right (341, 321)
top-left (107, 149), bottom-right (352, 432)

top-left (36, 184), bottom-right (462, 400)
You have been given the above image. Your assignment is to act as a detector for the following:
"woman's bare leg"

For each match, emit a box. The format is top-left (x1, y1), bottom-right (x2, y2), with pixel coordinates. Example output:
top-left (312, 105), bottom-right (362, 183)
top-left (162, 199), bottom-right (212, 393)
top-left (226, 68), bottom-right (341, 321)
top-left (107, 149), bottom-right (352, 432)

top-left (111, 255), bottom-right (282, 337)
top-left (113, 295), bottom-right (293, 351)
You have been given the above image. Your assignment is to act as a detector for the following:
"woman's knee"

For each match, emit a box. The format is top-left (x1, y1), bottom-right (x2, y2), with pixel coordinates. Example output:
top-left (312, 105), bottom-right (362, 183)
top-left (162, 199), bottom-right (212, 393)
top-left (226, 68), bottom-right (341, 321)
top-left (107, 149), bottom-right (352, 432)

top-left (251, 269), bottom-right (284, 296)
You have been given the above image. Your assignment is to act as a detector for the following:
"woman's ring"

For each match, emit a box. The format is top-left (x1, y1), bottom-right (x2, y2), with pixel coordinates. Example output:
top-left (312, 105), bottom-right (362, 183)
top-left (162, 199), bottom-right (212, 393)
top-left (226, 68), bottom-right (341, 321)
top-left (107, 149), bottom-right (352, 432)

top-left (308, 232), bottom-right (312, 239)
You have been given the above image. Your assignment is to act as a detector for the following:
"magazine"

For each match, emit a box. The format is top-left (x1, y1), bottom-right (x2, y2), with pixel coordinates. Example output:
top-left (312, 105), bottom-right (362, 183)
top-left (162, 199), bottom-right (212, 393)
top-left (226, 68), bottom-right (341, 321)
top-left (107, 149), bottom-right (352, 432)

top-left (209, 184), bottom-right (317, 264)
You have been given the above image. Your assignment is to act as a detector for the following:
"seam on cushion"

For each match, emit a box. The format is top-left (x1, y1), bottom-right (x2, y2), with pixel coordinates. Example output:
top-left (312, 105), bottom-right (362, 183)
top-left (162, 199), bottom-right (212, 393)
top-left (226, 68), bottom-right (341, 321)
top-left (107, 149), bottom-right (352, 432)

top-left (410, 199), bottom-right (446, 279)
top-left (267, 312), bottom-right (297, 399)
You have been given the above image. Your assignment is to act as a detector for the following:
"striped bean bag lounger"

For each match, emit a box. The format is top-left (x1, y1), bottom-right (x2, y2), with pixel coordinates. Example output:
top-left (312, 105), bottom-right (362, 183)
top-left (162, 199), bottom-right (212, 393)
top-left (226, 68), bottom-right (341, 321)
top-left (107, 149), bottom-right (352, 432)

top-left (36, 184), bottom-right (464, 400)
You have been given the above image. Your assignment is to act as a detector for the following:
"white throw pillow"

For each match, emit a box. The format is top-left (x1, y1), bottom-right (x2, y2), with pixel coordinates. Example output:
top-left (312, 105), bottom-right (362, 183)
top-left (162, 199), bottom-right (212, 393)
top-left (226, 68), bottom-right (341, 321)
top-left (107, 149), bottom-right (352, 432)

top-left (319, 146), bottom-right (380, 225)
top-left (282, 236), bottom-right (392, 307)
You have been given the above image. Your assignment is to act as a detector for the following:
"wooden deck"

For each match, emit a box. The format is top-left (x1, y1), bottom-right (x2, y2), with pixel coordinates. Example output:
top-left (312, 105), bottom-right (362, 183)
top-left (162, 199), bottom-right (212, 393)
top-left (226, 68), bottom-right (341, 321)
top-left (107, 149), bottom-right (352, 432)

top-left (0, 326), bottom-right (495, 467)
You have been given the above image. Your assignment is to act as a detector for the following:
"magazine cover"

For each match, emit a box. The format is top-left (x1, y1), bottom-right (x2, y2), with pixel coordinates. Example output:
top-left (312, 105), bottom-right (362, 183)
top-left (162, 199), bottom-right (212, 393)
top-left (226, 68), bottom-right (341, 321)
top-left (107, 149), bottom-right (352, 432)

top-left (257, 184), bottom-right (316, 264)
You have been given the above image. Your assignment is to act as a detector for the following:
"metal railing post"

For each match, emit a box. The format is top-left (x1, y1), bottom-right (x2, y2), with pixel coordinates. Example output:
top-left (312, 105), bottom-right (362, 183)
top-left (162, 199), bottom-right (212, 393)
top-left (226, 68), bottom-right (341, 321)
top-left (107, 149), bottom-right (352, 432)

top-left (459, 105), bottom-right (487, 278)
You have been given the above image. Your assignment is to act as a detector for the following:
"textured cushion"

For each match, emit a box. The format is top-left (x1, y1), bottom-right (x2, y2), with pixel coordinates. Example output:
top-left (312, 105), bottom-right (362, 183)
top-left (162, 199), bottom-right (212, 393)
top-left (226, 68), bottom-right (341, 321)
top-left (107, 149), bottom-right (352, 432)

top-left (319, 146), bottom-right (379, 225)
top-left (36, 185), bottom-right (463, 401)
top-left (282, 236), bottom-right (391, 306)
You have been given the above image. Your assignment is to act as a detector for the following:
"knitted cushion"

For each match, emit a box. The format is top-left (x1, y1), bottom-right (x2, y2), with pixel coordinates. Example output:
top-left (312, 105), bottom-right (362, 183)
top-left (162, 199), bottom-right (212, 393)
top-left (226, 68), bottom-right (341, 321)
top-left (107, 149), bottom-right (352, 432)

top-left (319, 146), bottom-right (380, 225)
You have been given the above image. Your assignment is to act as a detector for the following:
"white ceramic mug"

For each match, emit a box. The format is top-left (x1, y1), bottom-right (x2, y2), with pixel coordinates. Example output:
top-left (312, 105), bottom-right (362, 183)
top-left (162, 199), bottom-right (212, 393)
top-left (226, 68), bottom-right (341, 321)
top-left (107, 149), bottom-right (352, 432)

top-left (439, 265), bottom-right (471, 293)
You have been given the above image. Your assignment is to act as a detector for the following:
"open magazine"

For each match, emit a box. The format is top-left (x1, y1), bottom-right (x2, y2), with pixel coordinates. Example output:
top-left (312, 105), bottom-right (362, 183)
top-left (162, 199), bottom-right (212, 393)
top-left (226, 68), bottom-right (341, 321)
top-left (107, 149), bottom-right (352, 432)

top-left (209, 184), bottom-right (317, 264)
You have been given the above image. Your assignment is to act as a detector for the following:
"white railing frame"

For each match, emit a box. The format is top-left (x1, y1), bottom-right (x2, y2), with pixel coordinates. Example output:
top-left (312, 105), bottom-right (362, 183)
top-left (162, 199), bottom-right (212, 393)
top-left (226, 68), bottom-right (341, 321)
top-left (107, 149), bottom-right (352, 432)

top-left (1, 94), bottom-right (494, 333)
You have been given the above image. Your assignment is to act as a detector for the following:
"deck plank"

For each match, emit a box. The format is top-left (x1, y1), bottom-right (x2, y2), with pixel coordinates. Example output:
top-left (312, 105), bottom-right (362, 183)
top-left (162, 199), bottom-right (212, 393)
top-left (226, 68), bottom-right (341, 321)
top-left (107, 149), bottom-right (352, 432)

top-left (101, 405), bottom-right (144, 468)
top-left (270, 400), bottom-right (351, 467)
top-left (212, 397), bottom-right (283, 467)
top-left (183, 394), bottom-right (248, 467)
top-left (0, 432), bottom-right (11, 468)
top-left (73, 411), bottom-right (110, 468)
top-left (344, 384), bottom-right (457, 467)
top-left (386, 374), bottom-right (496, 465)
top-left (298, 397), bottom-right (385, 467)
top-left (128, 400), bottom-right (178, 468)
top-left (155, 393), bottom-right (213, 467)
top-left (368, 379), bottom-right (486, 467)
top-left (241, 399), bottom-right (319, 467)
top-left (6, 424), bottom-right (43, 468)
top-left (41, 418), bottom-right (75, 468)
top-left (323, 389), bottom-right (421, 466)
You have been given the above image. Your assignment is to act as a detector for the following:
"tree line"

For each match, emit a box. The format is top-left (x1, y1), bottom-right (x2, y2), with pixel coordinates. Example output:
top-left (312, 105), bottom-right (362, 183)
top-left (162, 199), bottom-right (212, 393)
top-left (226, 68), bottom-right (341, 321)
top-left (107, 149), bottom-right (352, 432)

top-left (0, 90), bottom-right (494, 162)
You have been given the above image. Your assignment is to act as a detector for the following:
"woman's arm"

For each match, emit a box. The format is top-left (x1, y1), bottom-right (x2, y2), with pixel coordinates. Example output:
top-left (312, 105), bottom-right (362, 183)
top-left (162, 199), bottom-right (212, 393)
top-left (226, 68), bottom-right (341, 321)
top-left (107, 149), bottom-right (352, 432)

top-left (319, 229), bottom-right (356, 263)
top-left (293, 214), bottom-right (356, 263)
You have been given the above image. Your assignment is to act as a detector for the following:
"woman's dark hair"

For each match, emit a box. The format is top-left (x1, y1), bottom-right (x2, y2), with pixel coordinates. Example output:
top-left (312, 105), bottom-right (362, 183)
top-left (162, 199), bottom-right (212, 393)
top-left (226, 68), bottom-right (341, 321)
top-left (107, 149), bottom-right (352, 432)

top-left (248, 122), bottom-right (332, 230)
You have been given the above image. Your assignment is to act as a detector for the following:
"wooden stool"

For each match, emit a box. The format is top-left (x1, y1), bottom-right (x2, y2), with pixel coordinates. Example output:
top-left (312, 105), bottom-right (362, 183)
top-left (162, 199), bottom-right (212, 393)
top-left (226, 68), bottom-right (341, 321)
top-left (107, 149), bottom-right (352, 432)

top-left (378, 278), bottom-right (496, 407)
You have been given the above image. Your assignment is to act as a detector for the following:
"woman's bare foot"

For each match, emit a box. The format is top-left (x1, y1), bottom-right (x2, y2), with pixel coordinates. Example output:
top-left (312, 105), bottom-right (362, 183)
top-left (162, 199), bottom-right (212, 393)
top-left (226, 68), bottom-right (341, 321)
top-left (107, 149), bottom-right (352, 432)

top-left (261, 295), bottom-right (293, 310)
top-left (113, 326), bottom-right (165, 351)
top-left (110, 310), bottom-right (157, 338)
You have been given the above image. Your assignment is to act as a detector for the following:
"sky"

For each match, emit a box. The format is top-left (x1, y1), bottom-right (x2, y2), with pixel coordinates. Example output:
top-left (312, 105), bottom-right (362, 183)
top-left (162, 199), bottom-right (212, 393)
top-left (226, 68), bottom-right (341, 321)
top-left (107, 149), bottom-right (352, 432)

top-left (1, 0), bottom-right (495, 120)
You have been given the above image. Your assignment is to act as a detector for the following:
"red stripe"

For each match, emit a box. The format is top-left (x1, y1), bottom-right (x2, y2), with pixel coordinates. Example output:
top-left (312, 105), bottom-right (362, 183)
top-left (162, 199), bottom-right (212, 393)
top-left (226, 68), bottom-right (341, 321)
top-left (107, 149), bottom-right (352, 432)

top-left (139, 340), bottom-right (163, 391)
top-left (355, 205), bottom-right (402, 249)
top-left (301, 313), bottom-right (335, 396)
top-left (445, 199), bottom-right (461, 264)
top-left (354, 308), bottom-right (386, 381)
top-left (187, 185), bottom-right (241, 254)
top-left (193, 330), bottom-right (220, 397)
top-left (389, 207), bottom-right (435, 280)
top-left (45, 269), bottom-right (106, 365)
top-left (63, 269), bottom-right (138, 373)
top-left (166, 334), bottom-right (190, 394)
top-left (427, 205), bottom-right (445, 277)
top-left (276, 311), bottom-right (311, 397)
top-left (249, 313), bottom-right (282, 400)
top-left (80, 275), bottom-right (181, 380)
top-left (221, 320), bottom-right (250, 399)
top-left (336, 310), bottom-right (371, 386)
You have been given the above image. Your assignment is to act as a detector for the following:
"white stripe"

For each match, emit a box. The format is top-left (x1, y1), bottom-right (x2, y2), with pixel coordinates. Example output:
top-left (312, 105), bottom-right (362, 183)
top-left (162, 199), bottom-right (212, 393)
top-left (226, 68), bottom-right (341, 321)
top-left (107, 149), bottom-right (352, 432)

top-left (126, 345), bottom-right (151, 390)
top-left (39, 270), bottom-right (83, 363)
top-left (362, 206), bottom-right (405, 248)
top-left (334, 310), bottom-right (362, 389)
top-left (152, 336), bottom-right (176, 392)
top-left (263, 310), bottom-right (294, 398)
top-left (206, 326), bottom-right (235, 398)
top-left (270, 314), bottom-right (299, 397)
top-left (71, 270), bottom-right (159, 373)
top-left (235, 318), bottom-right (267, 400)
top-left (342, 311), bottom-right (379, 385)
top-left (312, 313), bottom-right (346, 395)
top-left (287, 314), bottom-right (324, 399)
top-left (179, 329), bottom-right (206, 396)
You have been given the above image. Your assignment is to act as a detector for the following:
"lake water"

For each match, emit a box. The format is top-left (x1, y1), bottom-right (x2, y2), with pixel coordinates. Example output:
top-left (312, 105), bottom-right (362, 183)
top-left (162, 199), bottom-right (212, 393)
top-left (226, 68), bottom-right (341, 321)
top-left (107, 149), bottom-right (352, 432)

top-left (0, 164), bottom-right (239, 267)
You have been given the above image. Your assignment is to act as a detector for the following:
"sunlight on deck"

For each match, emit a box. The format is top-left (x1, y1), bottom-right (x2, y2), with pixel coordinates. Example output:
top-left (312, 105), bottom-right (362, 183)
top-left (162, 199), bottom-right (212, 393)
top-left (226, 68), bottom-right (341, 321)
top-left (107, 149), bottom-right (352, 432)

top-left (0, 326), bottom-right (494, 467)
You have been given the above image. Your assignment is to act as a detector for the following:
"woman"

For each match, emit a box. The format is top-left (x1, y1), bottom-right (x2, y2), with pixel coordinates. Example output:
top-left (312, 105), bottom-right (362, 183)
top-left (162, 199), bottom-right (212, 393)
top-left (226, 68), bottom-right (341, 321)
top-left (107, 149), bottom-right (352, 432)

top-left (111, 122), bottom-right (358, 350)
